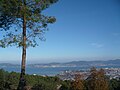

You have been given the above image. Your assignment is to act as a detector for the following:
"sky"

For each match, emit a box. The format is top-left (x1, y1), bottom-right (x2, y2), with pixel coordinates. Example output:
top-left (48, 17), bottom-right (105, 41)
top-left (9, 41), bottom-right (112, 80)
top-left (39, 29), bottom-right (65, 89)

top-left (0, 0), bottom-right (120, 64)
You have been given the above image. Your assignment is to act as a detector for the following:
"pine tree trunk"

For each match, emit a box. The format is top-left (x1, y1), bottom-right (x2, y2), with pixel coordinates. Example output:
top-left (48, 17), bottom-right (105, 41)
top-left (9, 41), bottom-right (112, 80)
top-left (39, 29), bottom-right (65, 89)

top-left (18, 0), bottom-right (26, 89)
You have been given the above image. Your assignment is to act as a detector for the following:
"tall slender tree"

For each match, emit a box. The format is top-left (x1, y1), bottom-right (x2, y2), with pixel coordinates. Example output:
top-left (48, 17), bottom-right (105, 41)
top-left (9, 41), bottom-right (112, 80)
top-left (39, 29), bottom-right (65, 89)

top-left (0, 0), bottom-right (58, 89)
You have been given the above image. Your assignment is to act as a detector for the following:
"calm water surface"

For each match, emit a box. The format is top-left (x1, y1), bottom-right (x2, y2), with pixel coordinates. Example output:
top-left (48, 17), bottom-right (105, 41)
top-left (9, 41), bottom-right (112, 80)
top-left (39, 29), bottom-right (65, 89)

top-left (0, 66), bottom-right (119, 76)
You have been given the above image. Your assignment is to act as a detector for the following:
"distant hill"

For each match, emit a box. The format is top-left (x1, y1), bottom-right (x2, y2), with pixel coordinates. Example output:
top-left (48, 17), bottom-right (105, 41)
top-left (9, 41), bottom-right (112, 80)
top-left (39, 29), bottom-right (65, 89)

top-left (64, 59), bottom-right (120, 67)
top-left (0, 59), bottom-right (120, 68)
top-left (29, 59), bottom-right (120, 68)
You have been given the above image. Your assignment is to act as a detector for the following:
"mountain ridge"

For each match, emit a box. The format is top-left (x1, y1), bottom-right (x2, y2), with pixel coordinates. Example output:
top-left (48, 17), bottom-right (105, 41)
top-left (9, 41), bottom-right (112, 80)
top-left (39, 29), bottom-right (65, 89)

top-left (0, 59), bottom-right (120, 68)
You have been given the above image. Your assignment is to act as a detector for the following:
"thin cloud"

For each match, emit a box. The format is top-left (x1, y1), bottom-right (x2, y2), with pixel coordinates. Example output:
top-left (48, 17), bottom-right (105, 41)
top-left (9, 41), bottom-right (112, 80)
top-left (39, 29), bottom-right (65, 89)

top-left (112, 33), bottom-right (120, 36)
top-left (91, 43), bottom-right (104, 48)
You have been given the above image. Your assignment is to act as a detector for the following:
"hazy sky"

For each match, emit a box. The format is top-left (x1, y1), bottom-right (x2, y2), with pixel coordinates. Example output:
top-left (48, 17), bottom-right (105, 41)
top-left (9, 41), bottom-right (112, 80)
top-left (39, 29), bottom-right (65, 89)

top-left (0, 0), bottom-right (120, 64)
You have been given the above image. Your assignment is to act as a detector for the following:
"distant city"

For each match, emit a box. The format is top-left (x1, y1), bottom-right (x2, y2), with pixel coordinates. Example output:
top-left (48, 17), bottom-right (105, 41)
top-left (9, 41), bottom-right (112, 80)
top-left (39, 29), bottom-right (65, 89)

top-left (57, 68), bottom-right (120, 81)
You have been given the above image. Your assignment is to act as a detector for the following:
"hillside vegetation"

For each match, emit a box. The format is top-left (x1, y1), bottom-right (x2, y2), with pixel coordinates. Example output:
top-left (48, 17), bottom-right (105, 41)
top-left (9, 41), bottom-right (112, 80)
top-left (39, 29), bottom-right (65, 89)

top-left (0, 68), bottom-right (120, 90)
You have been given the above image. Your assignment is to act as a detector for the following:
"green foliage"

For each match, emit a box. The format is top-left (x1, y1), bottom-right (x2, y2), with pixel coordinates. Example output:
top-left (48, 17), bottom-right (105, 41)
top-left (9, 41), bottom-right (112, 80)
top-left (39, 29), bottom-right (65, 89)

top-left (0, 69), bottom-right (61, 90)
top-left (0, 69), bottom-right (5, 90)
top-left (0, 0), bottom-right (19, 30)
top-left (32, 83), bottom-right (46, 90)
top-left (60, 80), bottom-right (71, 90)
top-left (28, 75), bottom-right (61, 90)
top-left (24, 74), bottom-right (61, 90)
top-left (6, 72), bottom-right (20, 89)
top-left (109, 79), bottom-right (120, 90)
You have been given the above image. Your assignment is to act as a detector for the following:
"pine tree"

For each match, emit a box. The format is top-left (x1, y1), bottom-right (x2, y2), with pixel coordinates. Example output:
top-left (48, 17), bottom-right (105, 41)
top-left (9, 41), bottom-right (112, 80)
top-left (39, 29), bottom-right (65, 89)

top-left (0, 0), bottom-right (58, 89)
